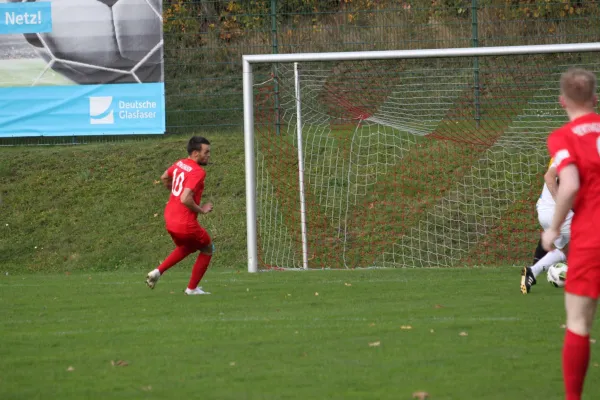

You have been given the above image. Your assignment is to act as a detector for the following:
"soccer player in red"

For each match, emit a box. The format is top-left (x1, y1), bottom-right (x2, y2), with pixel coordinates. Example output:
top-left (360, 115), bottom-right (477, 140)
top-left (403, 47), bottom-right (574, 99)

top-left (542, 68), bottom-right (600, 400)
top-left (146, 136), bottom-right (214, 295)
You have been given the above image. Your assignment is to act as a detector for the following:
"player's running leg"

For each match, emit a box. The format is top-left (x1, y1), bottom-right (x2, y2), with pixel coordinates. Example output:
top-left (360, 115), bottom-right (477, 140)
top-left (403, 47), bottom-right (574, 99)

top-left (146, 246), bottom-right (194, 289)
top-left (533, 238), bottom-right (548, 264)
top-left (520, 266), bottom-right (537, 295)
top-left (184, 226), bottom-right (213, 295)
top-left (185, 243), bottom-right (213, 295)
top-left (521, 247), bottom-right (567, 294)
top-left (146, 231), bottom-right (195, 289)
top-left (531, 247), bottom-right (566, 276)
top-left (522, 207), bottom-right (571, 294)
top-left (563, 292), bottom-right (597, 400)
top-left (521, 238), bottom-right (548, 295)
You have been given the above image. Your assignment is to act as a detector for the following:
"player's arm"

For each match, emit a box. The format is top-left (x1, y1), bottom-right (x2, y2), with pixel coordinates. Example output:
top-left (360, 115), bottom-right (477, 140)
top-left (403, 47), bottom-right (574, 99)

top-left (160, 169), bottom-right (172, 190)
top-left (180, 188), bottom-right (213, 214)
top-left (550, 164), bottom-right (579, 232)
top-left (542, 132), bottom-right (577, 250)
top-left (544, 165), bottom-right (559, 200)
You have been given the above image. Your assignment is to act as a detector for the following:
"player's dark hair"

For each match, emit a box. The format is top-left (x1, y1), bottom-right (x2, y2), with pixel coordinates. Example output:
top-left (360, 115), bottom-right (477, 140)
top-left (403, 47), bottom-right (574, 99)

top-left (187, 136), bottom-right (210, 155)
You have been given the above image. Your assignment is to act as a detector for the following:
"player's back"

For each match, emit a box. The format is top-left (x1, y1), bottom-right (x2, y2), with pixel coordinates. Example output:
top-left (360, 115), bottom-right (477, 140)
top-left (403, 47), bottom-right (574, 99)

top-left (164, 158), bottom-right (205, 232)
top-left (553, 113), bottom-right (600, 249)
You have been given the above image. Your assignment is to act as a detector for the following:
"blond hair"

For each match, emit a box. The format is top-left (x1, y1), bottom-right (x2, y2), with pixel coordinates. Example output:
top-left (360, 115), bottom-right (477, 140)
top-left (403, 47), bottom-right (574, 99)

top-left (560, 68), bottom-right (597, 106)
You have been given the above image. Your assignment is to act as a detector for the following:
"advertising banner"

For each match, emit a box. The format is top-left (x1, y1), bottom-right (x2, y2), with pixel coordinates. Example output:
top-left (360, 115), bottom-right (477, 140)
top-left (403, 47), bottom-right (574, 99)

top-left (0, 0), bottom-right (165, 137)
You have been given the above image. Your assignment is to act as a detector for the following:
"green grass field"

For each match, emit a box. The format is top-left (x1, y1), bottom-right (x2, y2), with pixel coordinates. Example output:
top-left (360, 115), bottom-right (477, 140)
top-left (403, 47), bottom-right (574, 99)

top-left (2, 267), bottom-right (597, 400)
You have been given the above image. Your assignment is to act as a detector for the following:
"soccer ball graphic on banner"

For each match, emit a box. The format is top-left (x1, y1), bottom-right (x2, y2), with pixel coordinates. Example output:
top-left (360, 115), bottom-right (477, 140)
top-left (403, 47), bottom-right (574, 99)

top-left (9, 0), bottom-right (163, 85)
top-left (547, 262), bottom-right (568, 288)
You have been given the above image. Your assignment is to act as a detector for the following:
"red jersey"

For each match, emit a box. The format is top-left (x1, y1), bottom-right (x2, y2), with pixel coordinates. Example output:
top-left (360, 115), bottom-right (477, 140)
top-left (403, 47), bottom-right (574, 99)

top-left (164, 158), bottom-right (206, 232)
top-left (547, 112), bottom-right (600, 251)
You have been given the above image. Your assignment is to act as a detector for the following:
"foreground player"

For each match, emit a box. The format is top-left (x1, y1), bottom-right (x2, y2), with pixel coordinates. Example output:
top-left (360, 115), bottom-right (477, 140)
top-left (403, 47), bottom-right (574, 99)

top-left (542, 68), bottom-right (600, 400)
top-left (520, 157), bottom-right (573, 294)
top-left (146, 136), bottom-right (214, 295)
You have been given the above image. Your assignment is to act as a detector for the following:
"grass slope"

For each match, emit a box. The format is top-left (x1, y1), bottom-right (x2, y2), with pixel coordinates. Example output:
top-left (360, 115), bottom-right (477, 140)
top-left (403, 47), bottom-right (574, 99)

top-left (0, 133), bottom-right (246, 273)
top-left (2, 268), bottom-right (598, 400)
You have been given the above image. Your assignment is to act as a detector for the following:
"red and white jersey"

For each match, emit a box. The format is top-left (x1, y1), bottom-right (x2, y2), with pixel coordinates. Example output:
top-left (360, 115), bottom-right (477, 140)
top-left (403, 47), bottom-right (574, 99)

top-left (547, 112), bottom-right (600, 250)
top-left (164, 158), bottom-right (206, 232)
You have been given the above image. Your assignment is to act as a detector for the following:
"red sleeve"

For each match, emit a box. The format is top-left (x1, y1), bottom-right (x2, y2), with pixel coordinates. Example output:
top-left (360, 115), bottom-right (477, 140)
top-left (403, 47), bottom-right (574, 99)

top-left (184, 169), bottom-right (205, 192)
top-left (547, 129), bottom-right (577, 174)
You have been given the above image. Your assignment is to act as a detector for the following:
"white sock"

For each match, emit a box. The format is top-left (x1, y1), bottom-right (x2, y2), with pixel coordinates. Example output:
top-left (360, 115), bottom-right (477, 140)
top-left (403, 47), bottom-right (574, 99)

top-left (531, 249), bottom-right (566, 278)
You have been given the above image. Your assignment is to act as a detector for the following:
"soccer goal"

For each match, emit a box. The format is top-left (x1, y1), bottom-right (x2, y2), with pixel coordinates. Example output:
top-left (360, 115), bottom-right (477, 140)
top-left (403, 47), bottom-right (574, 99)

top-left (243, 43), bottom-right (600, 273)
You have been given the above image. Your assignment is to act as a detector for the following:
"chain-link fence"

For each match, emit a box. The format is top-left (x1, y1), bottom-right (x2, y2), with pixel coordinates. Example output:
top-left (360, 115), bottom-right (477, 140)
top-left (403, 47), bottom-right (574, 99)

top-left (2, 0), bottom-right (599, 146)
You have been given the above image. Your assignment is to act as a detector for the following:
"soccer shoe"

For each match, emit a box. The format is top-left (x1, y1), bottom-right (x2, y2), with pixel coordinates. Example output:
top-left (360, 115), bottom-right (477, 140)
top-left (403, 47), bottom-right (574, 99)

top-left (145, 269), bottom-right (160, 289)
top-left (520, 266), bottom-right (537, 295)
top-left (184, 287), bottom-right (211, 295)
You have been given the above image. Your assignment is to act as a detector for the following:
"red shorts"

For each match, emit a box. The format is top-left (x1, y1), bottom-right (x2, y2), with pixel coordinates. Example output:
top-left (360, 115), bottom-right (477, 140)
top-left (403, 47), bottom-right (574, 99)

top-left (565, 249), bottom-right (600, 299)
top-left (167, 224), bottom-right (211, 251)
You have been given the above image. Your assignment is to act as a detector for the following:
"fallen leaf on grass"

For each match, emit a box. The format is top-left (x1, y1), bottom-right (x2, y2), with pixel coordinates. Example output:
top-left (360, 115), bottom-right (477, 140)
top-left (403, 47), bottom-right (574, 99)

top-left (141, 386), bottom-right (152, 391)
top-left (434, 304), bottom-right (444, 309)
top-left (153, 180), bottom-right (160, 185)
top-left (368, 341), bottom-right (381, 347)
top-left (153, 213), bottom-right (158, 218)
top-left (369, 323), bottom-right (376, 327)
top-left (400, 325), bottom-right (412, 330)
top-left (111, 360), bottom-right (129, 367)
top-left (66, 366), bottom-right (74, 372)
top-left (412, 391), bottom-right (429, 399)
top-left (344, 283), bottom-right (352, 287)
top-left (459, 332), bottom-right (468, 337)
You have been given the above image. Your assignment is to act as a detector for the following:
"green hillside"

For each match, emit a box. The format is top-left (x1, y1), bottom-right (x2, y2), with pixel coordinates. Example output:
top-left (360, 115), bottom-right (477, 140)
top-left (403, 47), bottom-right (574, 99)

top-left (0, 133), bottom-right (247, 273)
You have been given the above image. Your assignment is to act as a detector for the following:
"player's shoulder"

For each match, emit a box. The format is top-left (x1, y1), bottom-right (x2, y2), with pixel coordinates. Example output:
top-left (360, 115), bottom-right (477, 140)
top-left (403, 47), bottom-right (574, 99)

top-left (185, 161), bottom-right (205, 178)
top-left (174, 158), bottom-right (195, 172)
top-left (568, 112), bottom-right (600, 136)
top-left (194, 165), bottom-right (206, 178)
top-left (548, 126), bottom-right (568, 143)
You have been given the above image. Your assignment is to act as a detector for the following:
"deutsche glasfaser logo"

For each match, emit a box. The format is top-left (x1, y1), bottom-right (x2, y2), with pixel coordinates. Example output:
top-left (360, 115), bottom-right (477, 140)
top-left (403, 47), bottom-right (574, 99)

top-left (89, 96), bottom-right (114, 125)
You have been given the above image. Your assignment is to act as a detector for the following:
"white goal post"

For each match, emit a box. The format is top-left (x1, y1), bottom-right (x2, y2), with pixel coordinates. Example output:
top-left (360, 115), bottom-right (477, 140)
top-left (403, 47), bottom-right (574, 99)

top-left (243, 42), bottom-right (600, 273)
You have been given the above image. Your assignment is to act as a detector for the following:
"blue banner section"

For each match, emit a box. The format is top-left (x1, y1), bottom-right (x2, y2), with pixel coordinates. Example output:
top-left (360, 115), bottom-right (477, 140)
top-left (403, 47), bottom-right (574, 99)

top-left (0, 2), bottom-right (52, 35)
top-left (0, 83), bottom-right (166, 137)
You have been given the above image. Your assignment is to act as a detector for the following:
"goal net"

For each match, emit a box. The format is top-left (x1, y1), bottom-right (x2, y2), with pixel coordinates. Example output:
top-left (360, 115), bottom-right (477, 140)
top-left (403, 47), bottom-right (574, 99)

top-left (243, 44), bottom-right (600, 271)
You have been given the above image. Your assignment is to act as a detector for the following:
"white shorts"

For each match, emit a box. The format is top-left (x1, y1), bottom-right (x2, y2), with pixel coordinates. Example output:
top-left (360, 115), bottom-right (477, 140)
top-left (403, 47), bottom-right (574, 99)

top-left (536, 203), bottom-right (573, 249)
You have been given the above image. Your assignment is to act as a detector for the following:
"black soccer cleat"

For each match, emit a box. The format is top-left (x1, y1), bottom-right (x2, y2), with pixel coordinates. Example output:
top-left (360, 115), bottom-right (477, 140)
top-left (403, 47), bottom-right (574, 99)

top-left (520, 266), bottom-right (536, 295)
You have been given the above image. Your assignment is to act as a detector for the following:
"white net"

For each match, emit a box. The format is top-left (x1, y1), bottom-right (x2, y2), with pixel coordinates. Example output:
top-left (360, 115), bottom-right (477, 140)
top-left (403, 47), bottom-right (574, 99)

top-left (251, 51), bottom-right (600, 269)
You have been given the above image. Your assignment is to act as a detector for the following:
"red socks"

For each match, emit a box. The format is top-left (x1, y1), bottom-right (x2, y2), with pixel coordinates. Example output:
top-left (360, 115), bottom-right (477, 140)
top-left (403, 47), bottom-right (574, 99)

top-left (157, 246), bottom-right (193, 275)
top-left (563, 329), bottom-right (590, 400)
top-left (187, 253), bottom-right (212, 290)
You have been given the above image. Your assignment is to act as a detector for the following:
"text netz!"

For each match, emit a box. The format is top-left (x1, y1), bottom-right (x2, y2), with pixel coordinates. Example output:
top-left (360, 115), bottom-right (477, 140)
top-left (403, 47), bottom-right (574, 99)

top-left (5, 12), bottom-right (42, 25)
